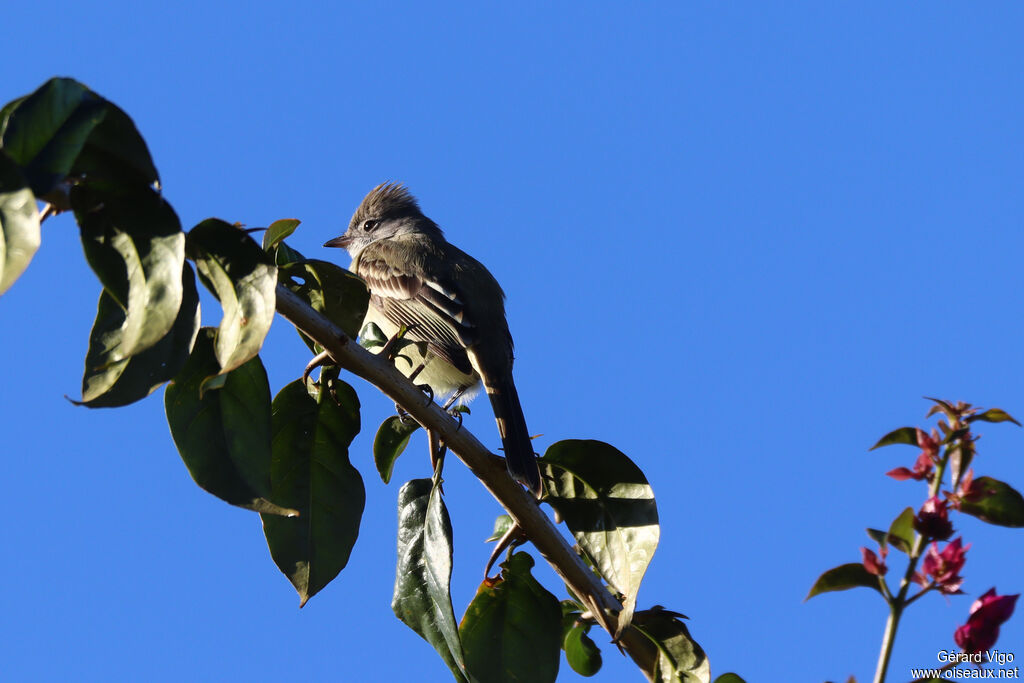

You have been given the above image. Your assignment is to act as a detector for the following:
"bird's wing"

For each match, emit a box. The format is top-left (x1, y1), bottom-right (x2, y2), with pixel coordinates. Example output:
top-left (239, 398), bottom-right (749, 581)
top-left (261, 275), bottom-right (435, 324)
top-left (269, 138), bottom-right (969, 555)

top-left (357, 241), bottom-right (476, 375)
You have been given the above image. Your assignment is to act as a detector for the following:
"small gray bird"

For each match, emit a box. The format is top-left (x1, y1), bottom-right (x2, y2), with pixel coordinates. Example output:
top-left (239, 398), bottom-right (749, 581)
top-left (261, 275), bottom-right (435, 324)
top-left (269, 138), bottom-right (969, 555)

top-left (324, 183), bottom-right (542, 495)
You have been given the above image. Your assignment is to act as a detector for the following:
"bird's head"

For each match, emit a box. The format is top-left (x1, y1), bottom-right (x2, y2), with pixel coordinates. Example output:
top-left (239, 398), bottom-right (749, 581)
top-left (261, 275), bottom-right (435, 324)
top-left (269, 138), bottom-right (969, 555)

top-left (324, 182), bottom-right (440, 255)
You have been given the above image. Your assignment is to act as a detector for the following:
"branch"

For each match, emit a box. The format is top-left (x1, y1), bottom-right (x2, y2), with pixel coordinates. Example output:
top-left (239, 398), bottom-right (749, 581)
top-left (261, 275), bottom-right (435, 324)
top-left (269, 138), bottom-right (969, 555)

top-left (274, 285), bottom-right (659, 679)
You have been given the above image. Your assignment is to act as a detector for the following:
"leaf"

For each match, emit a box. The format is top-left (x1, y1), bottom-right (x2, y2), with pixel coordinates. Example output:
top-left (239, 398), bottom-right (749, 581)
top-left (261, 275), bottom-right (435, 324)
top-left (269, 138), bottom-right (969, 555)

top-left (959, 477), bottom-right (1024, 528)
top-left (262, 218), bottom-right (300, 251)
top-left (869, 427), bottom-right (918, 451)
top-left (261, 378), bottom-right (364, 606)
top-left (164, 328), bottom-right (293, 515)
top-left (563, 625), bottom-right (602, 677)
top-left (273, 240), bottom-right (305, 266)
top-left (632, 607), bottom-right (710, 683)
top-left (805, 563), bottom-right (883, 601)
top-left (71, 182), bottom-right (185, 359)
top-left (713, 675), bottom-right (748, 683)
top-left (0, 151), bottom-right (40, 295)
top-left (540, 439), bottom-right (659, 631)
top-left (374, 415), bottom-right (421, 484)
top-left (78, 262), bottom-right (200, 407)
top-left (68, 102), bottom-right (160, 188)
top-left (887, 507), bottom-right (915, 553)
top-left (0, 77), bottom-right (106, 196)
top-left (968, 408), bottom-right (1022, 427)
top-left (279, 258), bottom-right (369, 340)
top-left (460, 552), bottom-right (562, 683)
top-left (187, 219), bottom-right (276, 374)
top-left (485, 514), bottom-right (514, 543)
top-left (392, 478), bottom-right (468, 682)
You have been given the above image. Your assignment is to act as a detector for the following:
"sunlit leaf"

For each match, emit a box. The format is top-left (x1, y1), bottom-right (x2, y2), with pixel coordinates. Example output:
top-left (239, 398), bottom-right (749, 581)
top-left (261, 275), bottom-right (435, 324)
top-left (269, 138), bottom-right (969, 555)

top-left (805, 563), bottom-right (882, 601)
top-left (374, 415), bottom-right (421, 484)
top-left (187, 218), bottom-right (276, 374)
top-left (0, 151), bottom-right (40, 295)
top-left (485, 514), bottom-right (514, 543)
top-left (261, 378), bottom-right (364, 606)
top-left (79, 263), bottom-right (199, 407)
top-left (633, 607), bottom-right (710, 683)
top-left (262, 218), bottom-right (300, 251)
top-left (392, 478), bottom-right (467, 682)
top-left (959, 477), bottom-right (1024, 528)
top-left (967, 408), bottom-right (1021, 427)
top-left (887, 507), bottom-right (915, 553)
top-left (460, 552), bottom-right (562, 683)
top-left (540, 439), bottom-right (658, 631)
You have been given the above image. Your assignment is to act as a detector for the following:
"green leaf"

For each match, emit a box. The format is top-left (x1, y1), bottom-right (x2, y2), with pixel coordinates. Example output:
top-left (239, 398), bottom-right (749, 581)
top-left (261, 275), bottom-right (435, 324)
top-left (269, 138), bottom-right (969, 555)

top-left (887, 507), bottom-right (915, 553)
top-left (540, 439), bottom-right (659, 630)
top-left (869, 427), bottom-right (918, 450)
top-left (713, 675), bottom-right (747, 683)
top-left (805, 563), bottom-right (883, 601)
top-left (374, 415), bottom-right (421, 484)
top-left (968, 408), bottom-right (1022, 427)
top-left (0, 151), bottom-right (40, 295)
top-left (71, 182), bottom-right (185, 359)
top-left (261, 378), bottom-right (364, 606)
top-left (187, 219), bottom-right (276, 374)
top-left (68, 102), bottom-right (160, 188)
top-left (563, 625), bottom-right (602, 677)
top-left (164, 328), bottom-right (293, 515)
top-left (78, 262), bottom-right (200, 407)
top-left (460, 552), bottom-right (562, 683)
top-left (262, 218), bottom-right (300, 251)
top-left (0, 77), bottom-right (106, 196)
top-left (959, 477), bottom-right (1024, 528)
top-left (485, 514), bottom-right (514, 543)
top-left (279, 258), bottom-right (369, 340)
top-left (273, 240), bottom-right (305, 267)
top-left (632, 608), bottom-right (710, 683)
top-left (392, 478), bottom-right (468, 682)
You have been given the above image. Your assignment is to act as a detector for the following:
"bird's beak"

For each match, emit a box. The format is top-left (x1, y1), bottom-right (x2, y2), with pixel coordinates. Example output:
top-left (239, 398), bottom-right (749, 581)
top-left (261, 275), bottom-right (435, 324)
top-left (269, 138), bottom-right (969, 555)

top-left (323, 235), bottom-right (351, 248)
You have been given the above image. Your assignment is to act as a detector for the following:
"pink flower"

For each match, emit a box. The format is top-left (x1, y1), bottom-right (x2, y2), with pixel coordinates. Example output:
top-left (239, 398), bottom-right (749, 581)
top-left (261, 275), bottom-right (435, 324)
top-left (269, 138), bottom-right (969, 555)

top-left (917, 537), bottom-right (969, 594)
top-left (887, 450), bottom-right (934, 482)
top-left (914, 496), bottom-right (953, 540)
top-left (954, 588), bottom-right (1019, 653)
top-left (862, 547), bottom-right (887, 576)
top-left (917, 428), bottom-right (939, 457)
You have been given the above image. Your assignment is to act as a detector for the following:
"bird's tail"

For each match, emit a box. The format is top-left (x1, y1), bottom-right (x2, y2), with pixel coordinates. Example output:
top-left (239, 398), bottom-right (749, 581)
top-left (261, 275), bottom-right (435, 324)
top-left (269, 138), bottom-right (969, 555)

top-left (484, 375), bottom-right (542, 497)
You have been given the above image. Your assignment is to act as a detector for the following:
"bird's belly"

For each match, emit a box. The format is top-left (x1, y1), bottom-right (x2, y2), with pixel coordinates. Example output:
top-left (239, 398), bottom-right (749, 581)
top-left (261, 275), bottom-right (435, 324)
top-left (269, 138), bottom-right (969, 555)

top-left (361, 310), bottom-right (480, 399)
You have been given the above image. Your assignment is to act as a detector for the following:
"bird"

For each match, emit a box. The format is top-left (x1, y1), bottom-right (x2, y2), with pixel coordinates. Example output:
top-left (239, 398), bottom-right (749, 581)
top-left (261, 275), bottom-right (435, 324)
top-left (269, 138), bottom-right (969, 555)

top-left (324, 183), bottom-right (542, 496)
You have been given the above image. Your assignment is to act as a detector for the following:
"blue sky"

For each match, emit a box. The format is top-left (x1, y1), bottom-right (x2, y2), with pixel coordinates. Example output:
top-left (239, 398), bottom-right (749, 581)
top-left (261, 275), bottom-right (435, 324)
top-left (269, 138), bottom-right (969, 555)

top-left (2, 3), bottom-right (1023, 681)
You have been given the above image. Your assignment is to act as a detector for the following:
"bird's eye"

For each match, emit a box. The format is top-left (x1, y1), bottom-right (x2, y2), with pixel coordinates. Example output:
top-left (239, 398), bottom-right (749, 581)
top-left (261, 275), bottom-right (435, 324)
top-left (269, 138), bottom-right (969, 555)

top-left (363, 219), bottom-right (378, 232)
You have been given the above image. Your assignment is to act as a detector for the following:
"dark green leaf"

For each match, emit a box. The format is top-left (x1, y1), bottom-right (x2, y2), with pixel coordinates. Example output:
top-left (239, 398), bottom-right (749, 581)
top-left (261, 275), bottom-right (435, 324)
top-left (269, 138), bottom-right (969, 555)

top-left (564, 625), bottom-right (602, 677)
top-left (78, 262), bottom-right (200, 407)
top-left (713, 675), bottom-right (748, 683)
top-left (273, 240), bottom-right (305, 266)
top-left (460, 552), bottom-right (562, 683)
top-left (485, 514), bottom-right (514, 543)
top-left (69, 103), bottom-right (160, 188)
top-left (0, 77), bottom-right (106, 195)
top-left (392, 478), bottom-right (467, 682)
top-left (887, 507), bottom-right (915, 553)
top-left (187, 219), bottom-right (276, 374)
top-left (71, 182), bottom-right (185, 358)
top-left (968, 408), bottom-right (1021, 427)
top-left (866, 529), bottom-right (888, 547)
top-left (633, 607), bottom-right (710, 683)
top-left (373, 415), bottom-right (420, 484)
top-left (261, 378), bottom-right (364, 606)
top-left (0, 151), bottom-right (40, 295)
top-left (869, 427), bottom-right (918, 451)
top-left (959, 477), bottom-right (1024, 528)
top-left (279, 258), bottom-right (369, 340)
top-left (262, 218), bottom-right (300, 251)
top-left (164, 328), bottom-right (292, 515)
top-left (805, 563), bottom-right (883, 601)
top-left (359, 321), bottom-right (388, 350)
top-left (540, 439), bottom-right (659, 630)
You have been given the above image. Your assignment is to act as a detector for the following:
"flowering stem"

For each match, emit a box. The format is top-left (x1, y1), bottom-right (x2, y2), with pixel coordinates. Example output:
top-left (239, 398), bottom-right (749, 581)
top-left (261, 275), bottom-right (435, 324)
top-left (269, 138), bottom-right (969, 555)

top-left (872, 422), bottom-right (957, 683)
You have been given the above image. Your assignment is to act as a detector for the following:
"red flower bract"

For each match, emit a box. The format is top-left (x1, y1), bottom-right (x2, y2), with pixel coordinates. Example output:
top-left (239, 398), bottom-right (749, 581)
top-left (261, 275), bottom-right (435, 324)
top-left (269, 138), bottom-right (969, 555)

top-left (914, 496), bottom-right (953, 540)
top-left (917, 537), bottom-right (969, 594)
top-left (954, 588), bottom-right (1019, 654)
